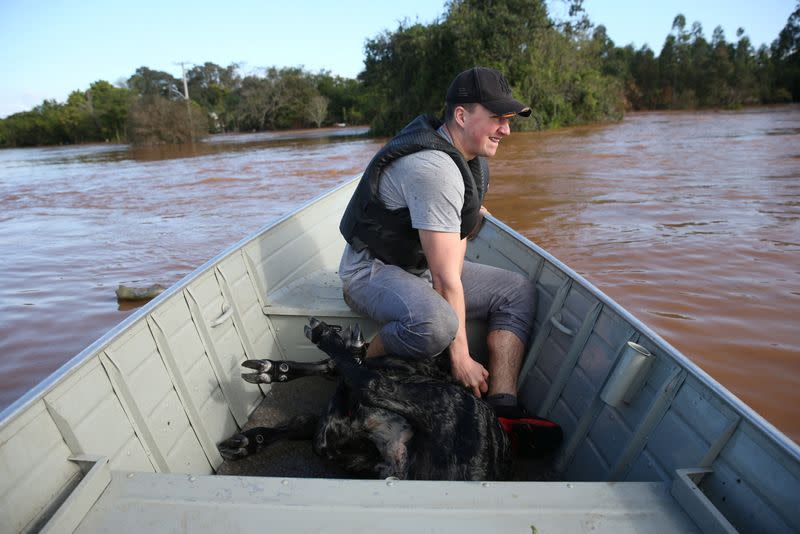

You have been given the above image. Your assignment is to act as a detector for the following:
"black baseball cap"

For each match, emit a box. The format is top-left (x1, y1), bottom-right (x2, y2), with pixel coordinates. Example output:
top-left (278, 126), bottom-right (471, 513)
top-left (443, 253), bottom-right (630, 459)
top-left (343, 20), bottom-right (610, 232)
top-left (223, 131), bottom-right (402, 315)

top-left (446, 67), bottom-right (531, 118)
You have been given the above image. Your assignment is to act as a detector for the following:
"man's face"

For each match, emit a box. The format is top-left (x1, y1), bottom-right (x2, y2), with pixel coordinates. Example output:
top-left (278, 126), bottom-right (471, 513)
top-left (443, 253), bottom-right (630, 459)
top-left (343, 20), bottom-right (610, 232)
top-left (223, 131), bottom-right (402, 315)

top-left (460, 104), bottom-right (512, 159)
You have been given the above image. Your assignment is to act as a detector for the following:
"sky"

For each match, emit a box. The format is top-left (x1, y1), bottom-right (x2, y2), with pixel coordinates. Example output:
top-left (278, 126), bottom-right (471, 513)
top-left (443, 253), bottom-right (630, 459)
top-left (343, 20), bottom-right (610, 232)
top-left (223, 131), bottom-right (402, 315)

top-left (0, 0), bottom-right (796, 118)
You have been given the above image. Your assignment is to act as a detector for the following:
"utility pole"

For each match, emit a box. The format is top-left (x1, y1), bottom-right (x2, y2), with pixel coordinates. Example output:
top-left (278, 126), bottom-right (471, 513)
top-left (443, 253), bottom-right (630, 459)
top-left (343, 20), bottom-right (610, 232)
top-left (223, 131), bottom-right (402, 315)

top-left (175, 61), bottom-right (194, 143)
top-left (175, 61), bottom-right (191, 108)
top-left (179, 62), bottom-right (190, 100)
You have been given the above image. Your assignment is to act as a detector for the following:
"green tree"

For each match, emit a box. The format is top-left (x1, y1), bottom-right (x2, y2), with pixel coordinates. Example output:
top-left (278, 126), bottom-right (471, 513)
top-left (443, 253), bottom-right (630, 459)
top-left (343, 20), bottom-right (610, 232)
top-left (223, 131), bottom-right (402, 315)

top-left (360, 22), bottom-right (451, 135)
top-left (235, 67), bottom-right (321, 131)
top-left (705, 26), bottom-right (734, 105)
top-left (86, 81), bottom-right (133, 141)
top-left (625, 45), bottom-right (661, 109)
top-left (307, 95), bottom-right (329, 127)
top-left (0, 100), bottom-right (72, 146)
top-left (186, 62), bottom-right (241, 132)
top-left (521, 23), bottom-right (622, 128)
top-left (274, 68), bottom-right (319, 128)
top-left (732, 29), bottom-right (759, 104)
top-left (359, 0), bottom-right (621, 135)
top-left (313, 72), bottom-right (365, 124)
top-left (772, 2), bottom-right (800, 99)
top-left (128, 95), bottom-right (207, 146)
top-left (60, 91), bottom-right (96, 143)
top-left (0, 109), bottom-right (50, 147)
top-left (444, 0), bottom-right (551, 83)
top-left (236, 73), bottom-right (286, 131)
top-left (687, 24), bottom-right (712, 105)
top-left (668, 15), bottom-right (696, 106)
top-left (127, 67), bottom-right (182, 99)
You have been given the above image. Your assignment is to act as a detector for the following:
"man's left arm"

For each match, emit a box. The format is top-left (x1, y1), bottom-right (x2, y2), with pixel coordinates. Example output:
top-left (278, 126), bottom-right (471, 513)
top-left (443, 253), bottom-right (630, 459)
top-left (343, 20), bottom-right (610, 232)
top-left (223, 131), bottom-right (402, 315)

top-left (419, 229), bottom-right (489, 397)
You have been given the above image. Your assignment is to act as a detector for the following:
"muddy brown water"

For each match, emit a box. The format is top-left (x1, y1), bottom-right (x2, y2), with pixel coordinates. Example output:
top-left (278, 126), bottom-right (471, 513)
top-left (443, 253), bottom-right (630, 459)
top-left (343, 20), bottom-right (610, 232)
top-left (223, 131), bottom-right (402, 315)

top-left (1, 109), bottom-right (798, 444)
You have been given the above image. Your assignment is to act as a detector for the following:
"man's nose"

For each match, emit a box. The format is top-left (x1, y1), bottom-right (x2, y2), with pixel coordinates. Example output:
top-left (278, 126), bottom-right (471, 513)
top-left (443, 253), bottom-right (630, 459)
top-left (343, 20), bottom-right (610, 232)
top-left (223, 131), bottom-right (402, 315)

top-left (498, 119), bottom-right (511, 136)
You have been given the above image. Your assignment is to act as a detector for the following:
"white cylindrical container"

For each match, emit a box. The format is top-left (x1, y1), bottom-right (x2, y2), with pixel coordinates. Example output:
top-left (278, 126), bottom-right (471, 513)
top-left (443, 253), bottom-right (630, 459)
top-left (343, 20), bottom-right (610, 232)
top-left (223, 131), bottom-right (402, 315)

top-left (600, 341), bottom-right (653, 408)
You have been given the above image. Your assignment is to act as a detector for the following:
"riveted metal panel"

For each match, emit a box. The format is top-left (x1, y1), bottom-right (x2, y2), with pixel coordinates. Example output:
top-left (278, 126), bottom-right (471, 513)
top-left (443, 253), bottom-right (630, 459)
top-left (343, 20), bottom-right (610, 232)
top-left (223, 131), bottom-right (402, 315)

top-left (43, 359), bottom-right (152, 473)
top-left (627, 448), bottom-right (668, 482)
top-left (148, 296), bottom-right (229, 468)
top-left (537, 263), bottom-right (567, 308)
top-left (522, 283), bottom-right (597, 418)
top-left (567, 436), bottom-right (611, 481)
top-left (704, 422), bottom-right (800, 533)
top-left (648, 408), bottom-right (709, 474)
top-left (104, 317), bottom-right (212, 475)
top-left (579, 310), bottom-right (634, 386)
top-left (179, 273), bottom-right (253, 437)
top-left (0, 402), bottom-right (80, 533)
top-left (641, 378), bottom-right (740, 480)
top-left (670, 378), bottom-right (739, 447)
top-left (549, 398), bottom-right (579, 440)
top-left (561, 365), bottom-right (596, 417)
top-left (243, 192), bottom-right (347, 297)
top-left (607, 361), bottom-right (687, 481)
top-left (218, 252), bottom-right (278, 358)
top-left (465, 222), bottom-right (530, 275)
top-left (588, 405), bottom-right (634, 469)
top-left (537, 328), bottom-right (573, 382)
top-left (613, 351), bottom-right (682, 431)
top-left (520, 367), bottom-right (551, 413)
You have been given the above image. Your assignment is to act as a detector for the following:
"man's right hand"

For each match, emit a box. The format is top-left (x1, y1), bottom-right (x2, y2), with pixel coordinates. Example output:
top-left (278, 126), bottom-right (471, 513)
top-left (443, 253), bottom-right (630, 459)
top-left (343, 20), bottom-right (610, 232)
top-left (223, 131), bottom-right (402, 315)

top-left (450, 348), bottom-right (489, 397)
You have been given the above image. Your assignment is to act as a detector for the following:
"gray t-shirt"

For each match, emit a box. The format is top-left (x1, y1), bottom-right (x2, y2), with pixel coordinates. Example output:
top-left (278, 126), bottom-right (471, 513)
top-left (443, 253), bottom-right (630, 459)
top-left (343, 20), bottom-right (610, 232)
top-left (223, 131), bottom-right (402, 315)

top-left (339, 125), bottom-right (464, 281)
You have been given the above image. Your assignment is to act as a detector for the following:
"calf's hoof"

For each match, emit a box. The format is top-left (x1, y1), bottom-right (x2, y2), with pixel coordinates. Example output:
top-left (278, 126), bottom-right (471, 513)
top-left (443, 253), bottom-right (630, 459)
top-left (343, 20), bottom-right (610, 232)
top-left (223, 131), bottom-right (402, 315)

top-left (218, 428), bottom-right (274, 460)
top-left (241, 359), bottom-right (289, 384)
top-left (304, 317), bottom-right (341, 344)
top-left (218, 433), bottom-right (253, 460)
top-left (305, 317), bottom-right (365, 363)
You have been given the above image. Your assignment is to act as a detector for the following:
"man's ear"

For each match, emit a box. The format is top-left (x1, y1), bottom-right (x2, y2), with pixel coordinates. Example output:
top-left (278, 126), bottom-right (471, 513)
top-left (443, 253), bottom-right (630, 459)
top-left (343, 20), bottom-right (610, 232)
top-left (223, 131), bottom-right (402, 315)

top-left (454, 105), bottom-right (468, 127)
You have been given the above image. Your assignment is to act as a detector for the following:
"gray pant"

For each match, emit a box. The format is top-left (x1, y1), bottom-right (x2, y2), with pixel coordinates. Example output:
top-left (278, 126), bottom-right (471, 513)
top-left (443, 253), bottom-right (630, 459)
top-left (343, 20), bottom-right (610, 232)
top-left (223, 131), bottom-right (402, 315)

top-left (342, 259), bottom-right (536, 359)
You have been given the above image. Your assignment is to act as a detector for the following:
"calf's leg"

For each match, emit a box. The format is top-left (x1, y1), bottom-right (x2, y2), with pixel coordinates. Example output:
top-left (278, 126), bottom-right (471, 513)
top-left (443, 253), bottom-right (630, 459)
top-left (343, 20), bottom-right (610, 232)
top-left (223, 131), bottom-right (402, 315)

top-left (218, 414), bottom-right (318, 460)
top-left (240, 358), bottom-right (336, 384)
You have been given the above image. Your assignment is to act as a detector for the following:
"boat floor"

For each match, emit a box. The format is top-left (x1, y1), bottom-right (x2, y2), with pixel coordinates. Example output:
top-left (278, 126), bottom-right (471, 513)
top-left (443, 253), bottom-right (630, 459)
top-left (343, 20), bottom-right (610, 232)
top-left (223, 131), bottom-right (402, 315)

top-left (215, 376), bottom-right (560, 481)
top-left (216, 377), bottom-right (347, 478)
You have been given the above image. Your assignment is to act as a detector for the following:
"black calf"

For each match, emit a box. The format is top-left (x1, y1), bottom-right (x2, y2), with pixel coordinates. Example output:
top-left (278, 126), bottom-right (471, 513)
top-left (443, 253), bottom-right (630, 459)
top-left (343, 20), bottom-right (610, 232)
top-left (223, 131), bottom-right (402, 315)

top-left (219, 318), bottom-right (558, 480)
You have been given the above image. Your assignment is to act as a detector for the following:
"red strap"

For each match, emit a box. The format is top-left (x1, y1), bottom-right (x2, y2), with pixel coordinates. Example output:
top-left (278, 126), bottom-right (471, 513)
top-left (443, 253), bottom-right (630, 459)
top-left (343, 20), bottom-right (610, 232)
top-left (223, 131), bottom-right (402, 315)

top-left (497, 416), bottom-right (559, 433)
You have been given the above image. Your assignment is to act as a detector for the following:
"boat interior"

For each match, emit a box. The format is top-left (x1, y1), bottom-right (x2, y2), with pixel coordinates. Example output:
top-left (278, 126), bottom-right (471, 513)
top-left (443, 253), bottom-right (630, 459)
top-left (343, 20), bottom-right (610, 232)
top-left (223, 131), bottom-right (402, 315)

top-left (1, 179), bottom-right (798, 533)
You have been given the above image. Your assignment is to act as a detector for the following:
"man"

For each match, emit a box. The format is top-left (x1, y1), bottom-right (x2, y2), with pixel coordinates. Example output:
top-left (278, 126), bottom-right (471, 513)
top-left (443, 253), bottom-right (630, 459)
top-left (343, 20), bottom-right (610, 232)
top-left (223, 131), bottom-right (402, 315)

top-left (338, 67), bottom-right (536, 418)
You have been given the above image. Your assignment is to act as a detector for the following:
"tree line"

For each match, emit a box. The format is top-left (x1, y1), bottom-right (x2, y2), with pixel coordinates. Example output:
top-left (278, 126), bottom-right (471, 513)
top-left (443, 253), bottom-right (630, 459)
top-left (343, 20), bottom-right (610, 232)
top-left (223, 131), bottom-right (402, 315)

top-left (0, 65), bottom-right (363, 147)
top-left (1, 0), bottom-right (798, 147)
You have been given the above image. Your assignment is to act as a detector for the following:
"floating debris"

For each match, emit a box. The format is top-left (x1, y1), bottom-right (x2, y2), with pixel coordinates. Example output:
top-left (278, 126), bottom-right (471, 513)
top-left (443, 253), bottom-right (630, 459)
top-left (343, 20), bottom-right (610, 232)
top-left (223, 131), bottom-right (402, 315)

top-left (115, 283), bottom-right (166, 301)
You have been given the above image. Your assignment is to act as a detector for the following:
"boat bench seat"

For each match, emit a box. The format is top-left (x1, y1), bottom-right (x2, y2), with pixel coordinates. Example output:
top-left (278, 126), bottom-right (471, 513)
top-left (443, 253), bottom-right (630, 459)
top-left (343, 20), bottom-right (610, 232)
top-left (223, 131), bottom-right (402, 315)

top-left (67, 469), bottom-right (701, 533)
top-left (262, 269), bottom-right (360, 318)
top-left (261, 268), bottom-right (492, 362)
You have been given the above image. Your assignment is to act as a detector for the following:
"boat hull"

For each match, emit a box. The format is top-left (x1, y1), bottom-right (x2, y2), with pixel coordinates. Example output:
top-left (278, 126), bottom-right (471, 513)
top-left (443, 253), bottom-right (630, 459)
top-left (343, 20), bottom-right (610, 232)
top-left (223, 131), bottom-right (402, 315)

top-left (1, 177), bottom-right (798, 533)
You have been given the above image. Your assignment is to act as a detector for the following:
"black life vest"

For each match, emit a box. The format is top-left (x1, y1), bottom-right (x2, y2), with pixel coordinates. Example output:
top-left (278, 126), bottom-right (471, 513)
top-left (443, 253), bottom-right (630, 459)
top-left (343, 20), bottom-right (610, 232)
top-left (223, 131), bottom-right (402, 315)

top-left (339, 115), bottom-right (488, 271)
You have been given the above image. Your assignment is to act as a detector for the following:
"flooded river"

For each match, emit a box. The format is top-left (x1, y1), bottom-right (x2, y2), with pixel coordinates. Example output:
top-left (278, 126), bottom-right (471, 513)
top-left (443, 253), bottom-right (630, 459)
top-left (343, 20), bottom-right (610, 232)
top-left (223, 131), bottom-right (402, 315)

top-left (1, 108), bottom-right (798, 443)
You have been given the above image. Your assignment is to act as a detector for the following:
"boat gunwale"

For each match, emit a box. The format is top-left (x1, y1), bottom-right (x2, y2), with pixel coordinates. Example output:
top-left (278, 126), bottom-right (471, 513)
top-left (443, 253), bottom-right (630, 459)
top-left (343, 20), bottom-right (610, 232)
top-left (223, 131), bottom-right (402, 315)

top-left (2, 176), bottom-right (798, 464)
